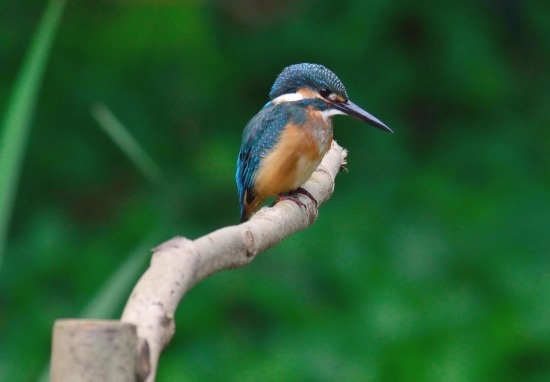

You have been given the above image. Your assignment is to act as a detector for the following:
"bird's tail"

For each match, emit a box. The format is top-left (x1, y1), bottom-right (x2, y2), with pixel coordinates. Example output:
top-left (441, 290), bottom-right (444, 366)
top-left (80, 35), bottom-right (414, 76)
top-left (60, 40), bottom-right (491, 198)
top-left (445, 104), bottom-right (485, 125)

top-left (240, 192), bottom-right (265, 222)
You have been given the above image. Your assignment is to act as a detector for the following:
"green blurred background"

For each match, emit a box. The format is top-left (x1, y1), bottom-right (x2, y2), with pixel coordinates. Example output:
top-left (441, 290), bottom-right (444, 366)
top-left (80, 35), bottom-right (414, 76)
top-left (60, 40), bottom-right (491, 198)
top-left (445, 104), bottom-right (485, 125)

top-left (1, 0), bottom-right (549, 380)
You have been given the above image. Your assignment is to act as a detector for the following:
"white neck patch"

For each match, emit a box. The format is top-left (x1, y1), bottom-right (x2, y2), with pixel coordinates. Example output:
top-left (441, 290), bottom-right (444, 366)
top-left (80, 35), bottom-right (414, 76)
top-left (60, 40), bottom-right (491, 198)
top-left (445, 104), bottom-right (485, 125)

top-left (271, 92), bottom-right (304, 105)
top-left (321, 108), bottom-right (346, 121)
top-left (322, 108), bottom-right (345, 117)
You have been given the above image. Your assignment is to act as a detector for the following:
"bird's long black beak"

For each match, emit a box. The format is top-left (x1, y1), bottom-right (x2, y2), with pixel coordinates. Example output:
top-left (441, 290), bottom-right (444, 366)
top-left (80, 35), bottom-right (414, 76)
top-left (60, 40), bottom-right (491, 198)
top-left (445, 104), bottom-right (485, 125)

top-left (333, 100), bottom-right (393, 133)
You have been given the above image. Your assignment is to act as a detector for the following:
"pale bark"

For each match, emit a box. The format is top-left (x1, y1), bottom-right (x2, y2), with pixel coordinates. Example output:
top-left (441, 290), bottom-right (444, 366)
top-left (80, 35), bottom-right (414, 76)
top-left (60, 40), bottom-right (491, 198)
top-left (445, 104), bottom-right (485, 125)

top-left (51, 320), bottom-right (140, 381)
top-left (52, 140), bottom-right (347, 382)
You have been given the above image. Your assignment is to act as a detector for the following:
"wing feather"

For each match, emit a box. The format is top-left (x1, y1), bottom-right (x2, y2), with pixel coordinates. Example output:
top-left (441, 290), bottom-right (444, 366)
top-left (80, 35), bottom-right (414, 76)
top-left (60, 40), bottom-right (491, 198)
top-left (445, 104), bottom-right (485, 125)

top-left (236, 103), bottom-right (292, 220)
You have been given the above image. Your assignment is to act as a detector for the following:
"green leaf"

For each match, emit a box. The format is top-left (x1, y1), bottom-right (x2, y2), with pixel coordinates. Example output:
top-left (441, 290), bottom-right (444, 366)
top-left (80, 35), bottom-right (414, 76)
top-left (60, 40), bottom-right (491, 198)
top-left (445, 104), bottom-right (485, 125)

top-left (92, 103), bottom-right (165, 185)
top-left (0, 0), bottom-right (67, 272)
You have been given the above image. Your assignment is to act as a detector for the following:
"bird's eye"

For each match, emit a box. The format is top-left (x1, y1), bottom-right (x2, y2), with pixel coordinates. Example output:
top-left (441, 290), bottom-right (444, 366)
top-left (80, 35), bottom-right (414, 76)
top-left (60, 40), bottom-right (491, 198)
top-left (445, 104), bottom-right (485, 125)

top-left (319, 88), bottom-right (332, 98)
top-left (319, 87), bottom-right (345, 102)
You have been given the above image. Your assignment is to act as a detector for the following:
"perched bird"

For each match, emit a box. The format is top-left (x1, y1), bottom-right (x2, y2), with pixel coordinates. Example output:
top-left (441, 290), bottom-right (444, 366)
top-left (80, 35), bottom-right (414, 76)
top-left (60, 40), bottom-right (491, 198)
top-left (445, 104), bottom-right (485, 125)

top-left (236, 63), bottom-right (392, 222)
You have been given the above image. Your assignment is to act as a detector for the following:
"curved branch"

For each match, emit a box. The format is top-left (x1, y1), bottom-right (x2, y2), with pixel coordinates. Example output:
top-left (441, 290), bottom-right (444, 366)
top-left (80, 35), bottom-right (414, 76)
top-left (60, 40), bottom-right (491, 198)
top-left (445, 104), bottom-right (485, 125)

top-left (120, 140), bottom-right (348, 381)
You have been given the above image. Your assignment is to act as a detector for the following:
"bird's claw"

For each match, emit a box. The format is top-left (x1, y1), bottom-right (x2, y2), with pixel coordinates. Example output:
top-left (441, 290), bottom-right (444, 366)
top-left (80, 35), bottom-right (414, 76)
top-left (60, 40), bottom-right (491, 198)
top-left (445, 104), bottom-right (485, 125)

top-left (272, 187), bottom-right (317, 210)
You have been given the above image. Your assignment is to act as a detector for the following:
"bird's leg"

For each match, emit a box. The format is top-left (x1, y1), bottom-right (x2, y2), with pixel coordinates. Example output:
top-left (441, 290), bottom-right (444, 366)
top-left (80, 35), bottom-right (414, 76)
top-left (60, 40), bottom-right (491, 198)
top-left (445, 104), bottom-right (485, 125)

top-left (294, 187), bottom-right (318, 207)
top-left (272, 187), bottom-right (317, 209)
top-left (272, 194), bottom-right (306, 209)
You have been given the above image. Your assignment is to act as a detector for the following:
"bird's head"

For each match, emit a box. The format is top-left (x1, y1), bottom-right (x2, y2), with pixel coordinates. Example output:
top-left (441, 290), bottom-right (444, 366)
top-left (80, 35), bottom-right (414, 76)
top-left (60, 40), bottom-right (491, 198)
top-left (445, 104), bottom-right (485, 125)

top-left (269, 63), bottom-right (392, 133)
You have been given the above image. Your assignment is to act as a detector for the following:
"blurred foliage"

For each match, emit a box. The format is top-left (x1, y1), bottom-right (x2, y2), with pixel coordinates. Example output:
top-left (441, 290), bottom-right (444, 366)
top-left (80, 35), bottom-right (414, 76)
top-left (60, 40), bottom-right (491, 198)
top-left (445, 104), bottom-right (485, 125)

top-left (0, 0), bottom-right (66, 269)
top-left (1, 0), bottom-right (549, 381)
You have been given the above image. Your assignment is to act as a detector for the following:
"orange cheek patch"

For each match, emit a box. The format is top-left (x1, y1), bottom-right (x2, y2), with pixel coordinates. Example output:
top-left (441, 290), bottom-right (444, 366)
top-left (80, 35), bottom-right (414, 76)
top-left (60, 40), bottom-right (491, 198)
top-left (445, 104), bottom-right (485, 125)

top-left (297, 88), bottom-right (320, 99)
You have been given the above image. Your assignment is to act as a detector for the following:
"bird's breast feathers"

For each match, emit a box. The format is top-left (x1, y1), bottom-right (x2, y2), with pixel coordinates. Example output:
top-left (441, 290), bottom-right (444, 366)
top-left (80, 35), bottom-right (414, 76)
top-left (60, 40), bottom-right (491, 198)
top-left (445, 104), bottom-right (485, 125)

top-left (254, 110), bottom-right (333, 196)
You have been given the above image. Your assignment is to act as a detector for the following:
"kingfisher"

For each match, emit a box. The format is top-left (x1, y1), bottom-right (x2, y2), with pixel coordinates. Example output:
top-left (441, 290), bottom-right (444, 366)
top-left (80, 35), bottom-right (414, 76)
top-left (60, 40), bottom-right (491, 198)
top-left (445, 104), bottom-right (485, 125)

top-left (236, 63), bottom-right (392, 222)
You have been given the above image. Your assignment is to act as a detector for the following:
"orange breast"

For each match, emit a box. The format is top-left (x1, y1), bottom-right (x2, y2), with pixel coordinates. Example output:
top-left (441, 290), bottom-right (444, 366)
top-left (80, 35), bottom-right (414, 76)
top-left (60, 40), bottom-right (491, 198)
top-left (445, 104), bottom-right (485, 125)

top-left (254, 118), bottom-right (332, 199)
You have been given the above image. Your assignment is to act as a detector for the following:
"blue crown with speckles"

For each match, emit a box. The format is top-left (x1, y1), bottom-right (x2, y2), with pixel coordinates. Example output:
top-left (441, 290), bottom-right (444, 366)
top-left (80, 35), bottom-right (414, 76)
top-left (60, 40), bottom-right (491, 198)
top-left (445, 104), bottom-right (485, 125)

top-left (269, 63), bottom-right (349, 101)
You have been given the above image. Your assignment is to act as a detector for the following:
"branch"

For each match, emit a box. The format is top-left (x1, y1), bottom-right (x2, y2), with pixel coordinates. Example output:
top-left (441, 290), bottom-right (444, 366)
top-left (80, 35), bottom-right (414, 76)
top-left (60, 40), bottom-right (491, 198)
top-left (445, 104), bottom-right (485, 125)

top-left (120, 140), bottom-right (348, 381)
top-left (51, 320), bottom-right (139, 381)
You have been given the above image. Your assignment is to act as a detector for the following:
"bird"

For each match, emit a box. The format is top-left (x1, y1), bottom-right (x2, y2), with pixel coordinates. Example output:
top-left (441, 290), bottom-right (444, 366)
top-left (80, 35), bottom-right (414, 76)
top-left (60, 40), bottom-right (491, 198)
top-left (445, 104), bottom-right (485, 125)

top-left (236, 63), bottom-right (392, 222)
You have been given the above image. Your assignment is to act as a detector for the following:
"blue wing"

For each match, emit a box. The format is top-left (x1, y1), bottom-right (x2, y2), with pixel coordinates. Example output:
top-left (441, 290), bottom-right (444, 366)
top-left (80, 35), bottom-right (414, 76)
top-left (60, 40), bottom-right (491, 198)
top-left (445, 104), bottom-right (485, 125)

top-left (236, 102), bottom-right (294, 220)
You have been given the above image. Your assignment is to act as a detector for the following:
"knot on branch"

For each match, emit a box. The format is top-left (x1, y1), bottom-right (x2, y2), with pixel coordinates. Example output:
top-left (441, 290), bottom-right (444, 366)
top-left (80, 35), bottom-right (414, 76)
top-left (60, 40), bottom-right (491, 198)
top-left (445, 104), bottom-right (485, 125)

top-left (243, 229), bottom-right (256, 258)
top-left (136, 339), bottom-right (151, 382)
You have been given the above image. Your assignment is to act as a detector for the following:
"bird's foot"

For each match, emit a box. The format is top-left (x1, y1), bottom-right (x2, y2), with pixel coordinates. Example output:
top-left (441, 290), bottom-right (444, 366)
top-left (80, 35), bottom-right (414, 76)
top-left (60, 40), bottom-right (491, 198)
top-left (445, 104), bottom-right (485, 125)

top-left (272, 194), bottom-right (305, 209)
top-left (272, 187), bottom-right (317, 209)
top-left (294, 187), bottom-right (318, 207)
